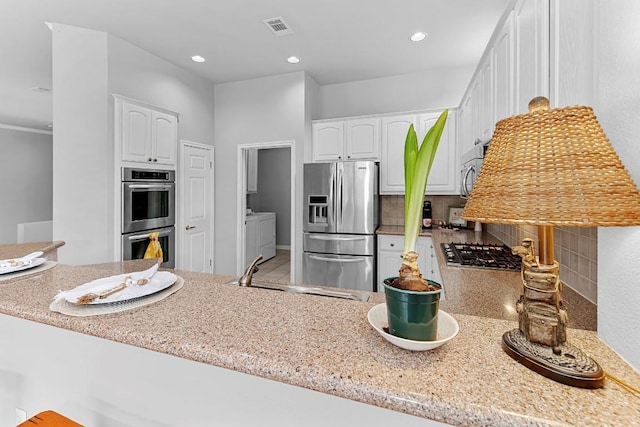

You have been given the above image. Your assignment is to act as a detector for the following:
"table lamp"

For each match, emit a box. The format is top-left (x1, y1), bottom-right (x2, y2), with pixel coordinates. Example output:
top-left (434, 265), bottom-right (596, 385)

top-left (462, 96), bottom-right (640, 388)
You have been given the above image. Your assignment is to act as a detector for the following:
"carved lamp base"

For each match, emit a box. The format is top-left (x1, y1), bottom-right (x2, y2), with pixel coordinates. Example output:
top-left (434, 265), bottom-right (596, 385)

top-left (502, 329), bottom-right (604, 388)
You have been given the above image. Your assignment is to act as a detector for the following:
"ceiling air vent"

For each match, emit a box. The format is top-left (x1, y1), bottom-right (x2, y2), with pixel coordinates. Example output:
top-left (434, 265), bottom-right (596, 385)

top-left (263, 17), bottom-right (294, 37)
top-left (30, 86), bottom-right (50, 93)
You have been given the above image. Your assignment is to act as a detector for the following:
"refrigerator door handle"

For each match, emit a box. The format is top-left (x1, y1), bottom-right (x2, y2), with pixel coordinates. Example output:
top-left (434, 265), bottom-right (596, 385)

top-left (308, 255), bottom-right (363, 263)
top-left (337, 164), bottom-right (343, 227)
top-left (308, 235), bottom-right (367, 242)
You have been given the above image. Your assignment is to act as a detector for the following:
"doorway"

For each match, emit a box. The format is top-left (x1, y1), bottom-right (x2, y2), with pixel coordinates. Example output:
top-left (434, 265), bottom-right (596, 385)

top-left (237, 141), bottom-right (295, 281)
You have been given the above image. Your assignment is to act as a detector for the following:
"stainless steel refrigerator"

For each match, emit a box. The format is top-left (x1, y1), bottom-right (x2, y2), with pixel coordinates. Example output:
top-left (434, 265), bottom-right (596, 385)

top-left (303, 161), bottom-right (378, 291)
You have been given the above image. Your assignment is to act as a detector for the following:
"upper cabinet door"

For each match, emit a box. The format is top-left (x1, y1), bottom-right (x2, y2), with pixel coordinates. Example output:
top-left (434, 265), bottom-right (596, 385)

top-left (246, 148), bottom-right (258, 194)
top-left (417, 112), bottom-right (457, 194)
top-left (479, 56), bottom-right (494, 142)
top-left (380, 115), bottom-right (417, 194)
top-left (345, 118), bottom-right (380, 160)
top-left (514, 0), bottom-right (549, 113)
top-left (122, 103), bottom-right (152, 163)
top-left (312, 122), bottom-right (344, 161)
top-left (151, 110), bottom-right (178, 165)
top-left (493, 11), bottom-right (514, 124)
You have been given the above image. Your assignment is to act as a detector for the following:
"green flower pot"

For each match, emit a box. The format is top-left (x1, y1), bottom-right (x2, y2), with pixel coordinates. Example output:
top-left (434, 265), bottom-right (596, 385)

top-left (383, 277), bottom-right (442, 341)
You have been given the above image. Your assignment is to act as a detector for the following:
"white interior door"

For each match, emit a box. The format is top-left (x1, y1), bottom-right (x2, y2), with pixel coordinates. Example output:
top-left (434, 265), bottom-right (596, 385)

top-left (180, 142), bottom-right (214, 272)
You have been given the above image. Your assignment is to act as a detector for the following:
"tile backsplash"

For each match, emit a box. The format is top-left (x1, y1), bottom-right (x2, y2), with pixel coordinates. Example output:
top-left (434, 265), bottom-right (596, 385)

top-left (487, 224), bottom-right (597, 304)
top-left (380, 195), bottom-right (469, 227)
top-left (380, 195), bottom-right (598, 304)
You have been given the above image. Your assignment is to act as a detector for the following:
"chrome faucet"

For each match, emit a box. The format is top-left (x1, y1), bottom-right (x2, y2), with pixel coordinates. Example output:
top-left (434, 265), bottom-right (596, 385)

top-left (238, 254), bottom-right (263, 287)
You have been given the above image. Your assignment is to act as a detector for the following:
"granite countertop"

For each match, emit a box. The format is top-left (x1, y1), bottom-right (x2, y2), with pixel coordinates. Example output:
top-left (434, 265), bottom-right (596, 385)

top-left (0, 240), bottom-right (638, 426)
top-left (0, 240), bottom-right (64, 261)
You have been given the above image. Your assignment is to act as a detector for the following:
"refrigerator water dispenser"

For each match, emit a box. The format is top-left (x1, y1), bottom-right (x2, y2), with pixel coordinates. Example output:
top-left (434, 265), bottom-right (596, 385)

top-left (308, 195), bottom-right (328, 224)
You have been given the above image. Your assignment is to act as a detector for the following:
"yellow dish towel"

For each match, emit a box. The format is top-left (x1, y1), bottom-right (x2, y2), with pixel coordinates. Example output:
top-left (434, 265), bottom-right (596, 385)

top-left (143, 232), bottom-right (163, 262)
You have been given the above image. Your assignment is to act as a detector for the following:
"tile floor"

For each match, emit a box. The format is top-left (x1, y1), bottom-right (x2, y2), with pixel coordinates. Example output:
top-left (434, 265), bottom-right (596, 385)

top-left (254, 249), bottom-right (290, 282)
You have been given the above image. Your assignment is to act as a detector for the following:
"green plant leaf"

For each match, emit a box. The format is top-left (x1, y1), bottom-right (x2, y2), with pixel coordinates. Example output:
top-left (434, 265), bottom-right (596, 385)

top-left (404, 124), bottom-right (418, 235)
top-left (403, 110), bottom-right (448, 255)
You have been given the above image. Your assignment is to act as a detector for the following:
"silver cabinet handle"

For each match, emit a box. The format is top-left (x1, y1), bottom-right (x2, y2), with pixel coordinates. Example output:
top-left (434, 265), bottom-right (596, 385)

top-left (185, 225), bottom-right (196, 230)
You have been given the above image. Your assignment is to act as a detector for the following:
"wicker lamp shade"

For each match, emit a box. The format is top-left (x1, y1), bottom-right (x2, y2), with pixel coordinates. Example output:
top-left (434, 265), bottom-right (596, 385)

top-left (462, 98), bottom-right (640, 226)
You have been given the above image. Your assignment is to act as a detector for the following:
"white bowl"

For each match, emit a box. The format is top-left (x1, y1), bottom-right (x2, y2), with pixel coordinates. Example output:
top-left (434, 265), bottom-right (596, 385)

top-left (367, 303), bottom-right (459, 351)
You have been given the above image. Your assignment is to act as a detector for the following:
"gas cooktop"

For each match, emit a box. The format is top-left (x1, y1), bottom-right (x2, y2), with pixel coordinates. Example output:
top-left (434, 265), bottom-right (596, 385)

top-left (441, 242), bottom-right (522, 271)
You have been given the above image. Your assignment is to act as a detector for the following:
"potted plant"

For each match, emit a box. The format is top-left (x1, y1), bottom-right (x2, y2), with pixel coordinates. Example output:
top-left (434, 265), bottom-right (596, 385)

top-left (384, 109), bottom-right (448, 341)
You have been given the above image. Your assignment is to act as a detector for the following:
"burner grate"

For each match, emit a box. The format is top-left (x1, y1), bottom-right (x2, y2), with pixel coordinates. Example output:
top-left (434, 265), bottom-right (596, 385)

top-left (441, 242), bottom-right (522, 270)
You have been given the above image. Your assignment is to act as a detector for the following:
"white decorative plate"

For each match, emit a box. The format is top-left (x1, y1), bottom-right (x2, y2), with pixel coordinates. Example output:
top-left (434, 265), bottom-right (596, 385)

top-left (0, 257), bottom-right (46, 275)
top-left (367, 303), bottom-right (459, 351)
top-left (63, 271), bottom-right (177, 305)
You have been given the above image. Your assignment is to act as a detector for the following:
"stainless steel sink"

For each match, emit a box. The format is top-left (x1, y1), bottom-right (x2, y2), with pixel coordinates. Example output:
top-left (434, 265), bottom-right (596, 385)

top-left (226, 280), bottom-right (369, 302)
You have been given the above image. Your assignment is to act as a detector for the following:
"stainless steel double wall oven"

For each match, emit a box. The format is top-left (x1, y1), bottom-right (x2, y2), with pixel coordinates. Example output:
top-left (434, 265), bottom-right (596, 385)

top-left (121, 167), bottom-right (175, 268)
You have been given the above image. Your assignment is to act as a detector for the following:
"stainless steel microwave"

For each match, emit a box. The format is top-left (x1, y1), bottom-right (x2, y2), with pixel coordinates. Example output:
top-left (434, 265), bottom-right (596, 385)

top-left (460, 143), bottom-right (488, 199)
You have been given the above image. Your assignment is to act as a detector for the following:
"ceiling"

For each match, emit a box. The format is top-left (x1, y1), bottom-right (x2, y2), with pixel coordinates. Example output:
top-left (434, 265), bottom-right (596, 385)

top-left (0, 0), bottom-right (509, 130)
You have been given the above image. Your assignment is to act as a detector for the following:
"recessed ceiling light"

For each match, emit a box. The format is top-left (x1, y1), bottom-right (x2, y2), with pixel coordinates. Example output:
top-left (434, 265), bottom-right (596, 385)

top-left (191, 55), bottom-right (206, 63)
top-left (287, 56), bottom-right (300, 64)
top-left (410, 32), bottom-right (427, 42)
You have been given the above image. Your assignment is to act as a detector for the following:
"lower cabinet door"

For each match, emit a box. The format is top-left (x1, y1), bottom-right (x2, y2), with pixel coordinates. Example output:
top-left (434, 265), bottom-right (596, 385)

top-left (377, 250), bottom-right (402, 292)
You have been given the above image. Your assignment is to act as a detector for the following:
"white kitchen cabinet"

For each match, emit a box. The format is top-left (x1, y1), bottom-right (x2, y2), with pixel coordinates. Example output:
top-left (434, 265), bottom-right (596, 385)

top-left (377, 235), bottom-right (404, 290)
top-left (151, 110), bottom-right (178, 165)
top-left (120, 98), bottom-right (178, 166)
top-left (493, 10), bottom-right (514, 124)
top-left (312, 121), bottom-right (344, 161)
top-left (380, 111), bottom-right (457, 195)
top-left (417, 112), bottom-right (457, 194)
top-left (312, 118), bottom-right (380, 162)
top-left (346, 118), bottom-right (380, 160)
top-left (377, 235), bottom-right (441, 291)
top-left (380, 115), bottom-right (416, 194)
top-left (458, 92), bottom-right (475, 158)
top-left (514, 0), bottom-right (549, 114)
top-left (458, 0), bottom-right (550, 155)
top-left (246, 148), bottom-right (258, 194)
top-left (479, 57), bottom-right (494, 142)
top-left (245, 213), bottom-right (276, 265)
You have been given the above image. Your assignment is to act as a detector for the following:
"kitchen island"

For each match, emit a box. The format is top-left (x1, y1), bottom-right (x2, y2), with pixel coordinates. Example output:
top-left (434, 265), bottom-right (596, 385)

top-left (0, 238), bottom-right (637, 426)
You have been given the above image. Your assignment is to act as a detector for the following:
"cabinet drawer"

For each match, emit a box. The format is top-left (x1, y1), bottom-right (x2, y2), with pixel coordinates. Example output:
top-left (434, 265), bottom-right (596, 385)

top-left (377, 235), bottom-right (403, 251)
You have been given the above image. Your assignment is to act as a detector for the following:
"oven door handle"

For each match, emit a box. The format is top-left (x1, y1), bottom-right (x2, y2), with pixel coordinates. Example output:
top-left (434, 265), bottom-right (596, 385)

top-left (126, 184), bottom-right (174, 190)
top-left (126, 230), bottom-right (172, 241)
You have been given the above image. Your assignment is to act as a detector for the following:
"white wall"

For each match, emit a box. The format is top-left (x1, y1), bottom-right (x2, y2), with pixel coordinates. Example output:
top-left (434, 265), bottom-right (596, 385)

top-left (51, 23), bottom-right (215, 265)
top-left (317, 67), bottom-right (475, 120)
top-left (592, 0), bottom-right (640, 369)
top-left (214, 72), bottom-right (308, 279)
top-left (107, 36), bottom-right (215, 146)
top-left (0, 127), bottom-right (52, 244)
top-left (51, 24), bottom-right (111, 265)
